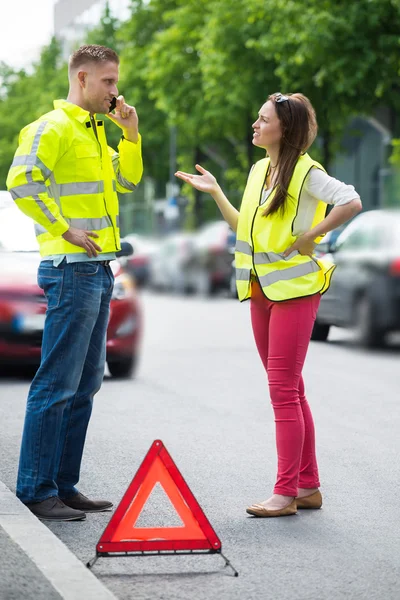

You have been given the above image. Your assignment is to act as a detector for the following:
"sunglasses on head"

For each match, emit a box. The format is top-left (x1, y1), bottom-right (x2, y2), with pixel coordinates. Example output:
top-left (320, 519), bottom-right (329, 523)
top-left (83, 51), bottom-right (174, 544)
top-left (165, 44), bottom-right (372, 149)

top-left (274, 93), bottom-right (289, 103)
top-left (274, 93), bottom-right (292, 119)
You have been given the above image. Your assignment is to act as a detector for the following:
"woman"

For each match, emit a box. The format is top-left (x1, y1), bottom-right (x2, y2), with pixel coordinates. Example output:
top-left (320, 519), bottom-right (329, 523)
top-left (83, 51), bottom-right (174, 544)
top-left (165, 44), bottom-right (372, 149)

top-left (175, 93), bottom-right (362, 517)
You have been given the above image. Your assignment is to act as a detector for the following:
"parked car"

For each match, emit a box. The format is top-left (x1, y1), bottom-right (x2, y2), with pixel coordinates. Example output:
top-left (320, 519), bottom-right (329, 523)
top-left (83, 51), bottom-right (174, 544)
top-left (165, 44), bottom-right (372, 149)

top-left (0, 200), bottom-right (142, 378)
top-left (314, 225), bottom-right (347, 259)
top-left (123, 233), bottom-right (160, 287)
top-left (149, 232), bottom-right (195, 293)
top-left (184, 221), bottom-right (236, 296)
top-left (312, 209), bottom-right (400, 347)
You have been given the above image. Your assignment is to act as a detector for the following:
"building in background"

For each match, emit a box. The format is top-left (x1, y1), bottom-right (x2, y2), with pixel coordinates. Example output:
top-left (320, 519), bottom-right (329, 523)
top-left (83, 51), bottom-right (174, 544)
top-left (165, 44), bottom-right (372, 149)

top-left (54, 0), bottom-right (130, 58)
top-left (331, 115), bottom-right (393, 211)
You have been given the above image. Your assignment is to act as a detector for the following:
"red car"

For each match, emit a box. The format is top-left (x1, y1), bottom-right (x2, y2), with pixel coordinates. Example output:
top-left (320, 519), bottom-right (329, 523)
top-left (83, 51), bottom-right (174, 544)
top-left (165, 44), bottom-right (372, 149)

top-left (0, 199), bottom-right (142, 378)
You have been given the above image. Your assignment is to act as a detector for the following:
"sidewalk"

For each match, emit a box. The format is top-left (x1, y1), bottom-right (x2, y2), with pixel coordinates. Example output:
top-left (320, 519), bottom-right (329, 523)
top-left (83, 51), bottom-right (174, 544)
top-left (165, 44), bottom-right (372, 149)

top-left (0, 480), bottom-right (117, 600)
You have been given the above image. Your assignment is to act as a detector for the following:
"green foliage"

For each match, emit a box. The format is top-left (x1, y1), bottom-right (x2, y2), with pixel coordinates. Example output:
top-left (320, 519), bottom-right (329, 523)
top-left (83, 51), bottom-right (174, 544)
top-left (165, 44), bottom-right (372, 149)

top-left (0, 37), bottom-right (67, 186)
top-left (2, 0), bottom-right (400, 221)
top-left (86, 1), bottom-right (122, 51)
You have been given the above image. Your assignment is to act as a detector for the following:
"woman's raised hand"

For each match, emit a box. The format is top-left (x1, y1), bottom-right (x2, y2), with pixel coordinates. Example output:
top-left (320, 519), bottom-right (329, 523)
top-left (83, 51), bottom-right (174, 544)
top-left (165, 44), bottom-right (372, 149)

top-left (175, 164), bottom-right (218, 194)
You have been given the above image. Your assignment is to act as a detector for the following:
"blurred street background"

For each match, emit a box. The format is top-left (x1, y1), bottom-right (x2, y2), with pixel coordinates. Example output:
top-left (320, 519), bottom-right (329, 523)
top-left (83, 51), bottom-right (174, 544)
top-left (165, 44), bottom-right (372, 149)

top-left (1, 0), bottom-right (400, 598)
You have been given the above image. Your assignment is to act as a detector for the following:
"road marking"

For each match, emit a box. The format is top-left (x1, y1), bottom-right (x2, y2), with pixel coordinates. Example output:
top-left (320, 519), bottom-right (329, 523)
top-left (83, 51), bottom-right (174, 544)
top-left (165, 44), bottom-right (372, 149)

top-left (0, 481), bottom-right (117, 600)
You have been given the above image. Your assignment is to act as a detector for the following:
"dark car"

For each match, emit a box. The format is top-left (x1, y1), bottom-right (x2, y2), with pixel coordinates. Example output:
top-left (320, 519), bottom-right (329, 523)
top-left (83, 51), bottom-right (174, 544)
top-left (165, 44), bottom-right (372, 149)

top-left (314, 225), bottom-right (347, 259)
top-left (311, 209), bottom-right (400, 347)
top-left (0, 201), bottom-right (142, 378)
top-left (184, 221), bottom-right (236, 296)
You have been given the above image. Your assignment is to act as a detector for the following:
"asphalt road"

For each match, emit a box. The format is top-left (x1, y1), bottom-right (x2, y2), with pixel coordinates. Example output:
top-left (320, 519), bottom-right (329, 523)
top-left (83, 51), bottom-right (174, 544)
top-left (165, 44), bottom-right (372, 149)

top-left (1, 291), bottom-right (399, 600)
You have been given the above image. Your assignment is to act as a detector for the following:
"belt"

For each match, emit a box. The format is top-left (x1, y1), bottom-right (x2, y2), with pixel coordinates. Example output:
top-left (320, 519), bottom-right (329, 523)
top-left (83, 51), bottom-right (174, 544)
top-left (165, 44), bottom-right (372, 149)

top-left (98, 260), bottom-right (111, 266)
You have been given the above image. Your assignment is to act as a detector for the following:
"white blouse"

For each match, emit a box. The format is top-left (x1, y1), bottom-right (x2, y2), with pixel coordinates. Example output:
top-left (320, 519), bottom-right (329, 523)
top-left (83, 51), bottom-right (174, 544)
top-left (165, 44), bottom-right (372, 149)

top-left (261, 167), bottom-right (360, 237)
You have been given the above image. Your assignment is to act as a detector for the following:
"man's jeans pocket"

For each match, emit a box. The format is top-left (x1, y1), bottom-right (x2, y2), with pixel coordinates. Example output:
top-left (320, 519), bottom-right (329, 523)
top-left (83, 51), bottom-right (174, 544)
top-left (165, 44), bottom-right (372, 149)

top-left (74, 262), bottom-right (100, 276)
top-left (38, 265), bottom-right (64, 310)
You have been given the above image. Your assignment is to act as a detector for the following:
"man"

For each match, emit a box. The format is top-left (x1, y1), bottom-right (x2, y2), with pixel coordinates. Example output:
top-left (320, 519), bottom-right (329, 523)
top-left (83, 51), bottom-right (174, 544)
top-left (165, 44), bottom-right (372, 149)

top-left (6, 45), bottom-right (143, 521)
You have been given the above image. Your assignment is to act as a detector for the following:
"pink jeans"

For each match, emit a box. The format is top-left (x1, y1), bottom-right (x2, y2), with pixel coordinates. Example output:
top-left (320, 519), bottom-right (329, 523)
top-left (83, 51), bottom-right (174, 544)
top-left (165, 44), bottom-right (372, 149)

top-left (250, 281), bottom-right (321, 496)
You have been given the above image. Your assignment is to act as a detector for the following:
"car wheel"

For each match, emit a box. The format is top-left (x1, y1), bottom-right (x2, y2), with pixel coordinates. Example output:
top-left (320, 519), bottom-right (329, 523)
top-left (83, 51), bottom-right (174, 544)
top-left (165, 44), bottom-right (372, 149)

top-left (195, 270), bottom-right (212, 296)
top-left (230, 271), bottom-right (238, 298)
top-left (355, 296), bottom-right (385, 348)
top-left (311, 320), bottom-right (330, 342)
top-left (107, 354), bottom-right (137, 379)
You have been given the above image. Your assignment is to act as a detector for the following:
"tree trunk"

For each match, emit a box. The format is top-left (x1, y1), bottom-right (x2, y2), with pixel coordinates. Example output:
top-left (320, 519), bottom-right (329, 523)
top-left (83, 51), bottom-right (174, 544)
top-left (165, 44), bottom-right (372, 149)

top-left (322, 129), bottom-right (331, 171)
top-left (246, 115), bottom-right (254, 171)
top-left (194, 146), bottom-right (204, 228)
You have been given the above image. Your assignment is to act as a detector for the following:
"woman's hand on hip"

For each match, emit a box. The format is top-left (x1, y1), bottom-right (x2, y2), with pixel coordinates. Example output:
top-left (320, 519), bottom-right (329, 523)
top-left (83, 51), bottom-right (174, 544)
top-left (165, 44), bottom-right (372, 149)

top-left (175, 164), bottom-right (219, 194)
top-left (284, 233), bottom-right (316, 258)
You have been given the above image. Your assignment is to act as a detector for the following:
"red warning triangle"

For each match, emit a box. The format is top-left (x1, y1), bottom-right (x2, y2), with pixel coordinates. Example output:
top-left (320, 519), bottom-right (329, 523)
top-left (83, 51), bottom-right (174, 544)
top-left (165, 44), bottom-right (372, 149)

top-left (96, 440), bottom-right (221, 554)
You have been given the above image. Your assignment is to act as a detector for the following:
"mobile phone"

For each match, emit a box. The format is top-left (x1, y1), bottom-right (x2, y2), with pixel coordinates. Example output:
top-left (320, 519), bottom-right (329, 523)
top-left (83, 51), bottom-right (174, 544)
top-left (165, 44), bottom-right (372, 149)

top-left (109, 97), bottom-right (117, 112)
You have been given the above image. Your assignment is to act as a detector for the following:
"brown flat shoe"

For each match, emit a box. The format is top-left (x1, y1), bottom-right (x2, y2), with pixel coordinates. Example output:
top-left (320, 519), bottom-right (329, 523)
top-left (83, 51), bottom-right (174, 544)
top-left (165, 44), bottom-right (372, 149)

top-left (246, 498), bottom-right (297, 518)
top-left (296, 490), bottom-right (322, 509)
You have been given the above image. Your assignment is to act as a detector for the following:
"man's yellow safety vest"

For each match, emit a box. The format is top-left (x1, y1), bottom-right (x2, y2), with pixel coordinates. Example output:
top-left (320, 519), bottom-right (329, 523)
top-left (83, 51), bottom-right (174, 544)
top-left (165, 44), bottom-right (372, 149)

top-left (7, 99), bottom-right (143, 257)
top-left (235, 153), bottom-right (335, 302)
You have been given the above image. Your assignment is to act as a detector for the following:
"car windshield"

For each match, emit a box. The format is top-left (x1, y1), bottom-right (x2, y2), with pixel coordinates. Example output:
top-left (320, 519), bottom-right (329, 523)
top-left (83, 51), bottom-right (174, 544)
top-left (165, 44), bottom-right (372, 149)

top-left (0, 205), bottom-right (38, 252)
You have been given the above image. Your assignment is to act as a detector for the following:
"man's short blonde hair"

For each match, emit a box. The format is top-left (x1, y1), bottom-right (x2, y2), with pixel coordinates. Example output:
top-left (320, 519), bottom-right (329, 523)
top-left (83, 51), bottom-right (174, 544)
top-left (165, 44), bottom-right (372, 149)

top-left (69, 45), bottom-right (119, 73)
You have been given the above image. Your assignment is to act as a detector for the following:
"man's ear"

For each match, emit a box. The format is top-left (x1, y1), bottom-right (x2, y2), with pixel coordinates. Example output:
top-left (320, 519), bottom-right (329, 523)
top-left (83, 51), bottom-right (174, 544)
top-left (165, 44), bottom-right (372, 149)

top-left (77, 70), bottom-right (87, 88)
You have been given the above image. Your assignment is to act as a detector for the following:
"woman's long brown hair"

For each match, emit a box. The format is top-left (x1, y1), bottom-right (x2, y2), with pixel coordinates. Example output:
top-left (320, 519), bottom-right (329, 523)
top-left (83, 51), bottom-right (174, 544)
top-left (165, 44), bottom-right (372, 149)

top-left (263, 93), bottom-right (318, 217)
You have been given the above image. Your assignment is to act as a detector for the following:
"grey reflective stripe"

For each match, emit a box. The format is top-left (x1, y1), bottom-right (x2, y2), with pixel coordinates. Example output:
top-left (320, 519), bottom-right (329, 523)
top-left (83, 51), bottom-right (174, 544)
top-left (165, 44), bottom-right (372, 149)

top-left (11, 155), bottom-right (52, 180)
top-left (35, 223), bottom-right (46, 236)
top-left (236, 268), bottom-right (251, 281)
top-left (65, 216), bottom-right (112, 230)
top-left (235, 240), bottom-right (252, 255)
top-left (116, 171), bottom-right (136, 191)
top-left (33, 196), bottom-right (57, 224)
top-left (54, 181), bottom-right (104, 196)
top-left (11, 121), bottom-right (58, 227)
top-left (10, 182), bottom-right (47, 199)
top-left (112, 180), bottom-right (117, 192)
top-left (31, 121), bottom-right (47, 156)
top-left (258, 261), bottom-right (320, 288)
top-left (48, 173), bottom-right (61, 211)
top-left (34, 215), bottom-right (115, 237)
top-left (26, 122), bottom-right (48, 184)
top-left (254, 250), bottom-right (298, 264)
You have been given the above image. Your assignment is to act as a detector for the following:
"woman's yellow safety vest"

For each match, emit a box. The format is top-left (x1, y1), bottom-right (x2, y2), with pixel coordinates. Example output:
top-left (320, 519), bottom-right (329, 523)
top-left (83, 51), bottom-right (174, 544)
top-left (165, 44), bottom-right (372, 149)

top-left (235, 153), bottom-right (335, 302)
top-left (7, 100), bottom-right (143, 257)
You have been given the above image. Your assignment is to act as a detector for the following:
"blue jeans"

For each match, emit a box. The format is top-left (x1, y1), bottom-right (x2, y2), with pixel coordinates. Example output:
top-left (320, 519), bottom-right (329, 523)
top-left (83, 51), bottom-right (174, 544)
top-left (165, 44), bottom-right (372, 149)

top-left (16, 260), bottom-right (114, 503)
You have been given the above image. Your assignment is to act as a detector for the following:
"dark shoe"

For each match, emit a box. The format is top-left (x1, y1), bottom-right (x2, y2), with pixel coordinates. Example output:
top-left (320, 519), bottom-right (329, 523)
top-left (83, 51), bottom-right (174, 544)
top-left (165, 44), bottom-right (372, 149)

top-left (26, 496), bottom-right (86, 521)
top-left (61, 492), bottom-right (113, 513)
top-left (296, 490), bottom-right (323, 509)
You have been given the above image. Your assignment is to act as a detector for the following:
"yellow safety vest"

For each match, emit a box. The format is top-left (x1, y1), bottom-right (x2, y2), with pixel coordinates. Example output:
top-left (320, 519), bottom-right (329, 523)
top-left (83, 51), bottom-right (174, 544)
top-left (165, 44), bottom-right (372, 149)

top-left (235, 153), bottom-right (335, 302)
top-left (7, 99), bottom-right (143, 257)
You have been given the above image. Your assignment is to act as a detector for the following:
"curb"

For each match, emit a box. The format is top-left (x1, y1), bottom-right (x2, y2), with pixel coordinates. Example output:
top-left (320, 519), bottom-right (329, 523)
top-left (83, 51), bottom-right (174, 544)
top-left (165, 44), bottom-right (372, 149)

top-left (0, 480), bottom-right (117, 600)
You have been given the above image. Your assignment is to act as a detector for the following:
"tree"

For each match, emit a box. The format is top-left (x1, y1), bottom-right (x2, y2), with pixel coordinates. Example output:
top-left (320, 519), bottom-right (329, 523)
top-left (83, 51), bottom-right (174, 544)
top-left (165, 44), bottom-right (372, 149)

top-left (248, 0), bottom-right (400, 166)
top-left (0, 37), bottom-right (67, 187)
top-left (117, 0), bottom-right (178, 196)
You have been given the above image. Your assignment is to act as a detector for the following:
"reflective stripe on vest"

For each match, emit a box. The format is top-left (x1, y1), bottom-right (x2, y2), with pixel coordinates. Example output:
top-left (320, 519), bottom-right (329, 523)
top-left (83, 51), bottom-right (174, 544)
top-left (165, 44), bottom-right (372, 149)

top-left (34, 214), bottom-right (120, 237)
top-left (10, 182), bottom-right (47, 199)
top-left (53, 181), bottom-right (105, 197)
top-left (236, 267), bottom-right (251, 281)
top-left (116, 171), bottom-right (136, 191)
top-left (10, 154), bottom-right (52, 180)
top-left (235, 240), bottom-right (252, 254)
top-left (258, 260), bottom-right (320, 288)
